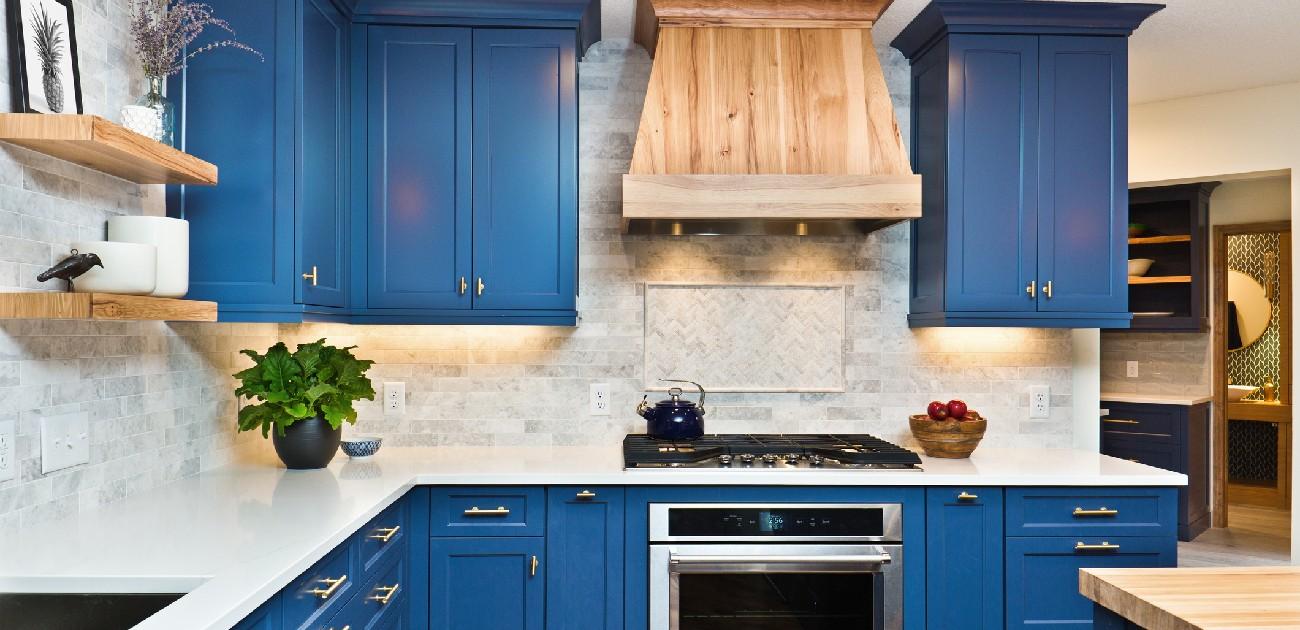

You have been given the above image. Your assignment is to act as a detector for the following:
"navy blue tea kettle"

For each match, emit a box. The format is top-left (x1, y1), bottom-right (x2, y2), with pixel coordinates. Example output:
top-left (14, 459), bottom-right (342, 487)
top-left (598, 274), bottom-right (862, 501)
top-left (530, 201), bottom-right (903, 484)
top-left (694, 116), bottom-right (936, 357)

top-left (637, 379), bottom-right (706, 441)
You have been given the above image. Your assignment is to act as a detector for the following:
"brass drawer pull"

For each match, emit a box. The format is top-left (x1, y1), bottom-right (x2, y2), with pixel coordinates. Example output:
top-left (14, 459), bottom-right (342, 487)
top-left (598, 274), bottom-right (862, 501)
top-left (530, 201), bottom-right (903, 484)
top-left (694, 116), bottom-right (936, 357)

top-left (329, 626), bottom-right (351, 630)
top-left (459, 276), bottom-right (468, 295)
top-left (369, 583), bottom-right (400, 606)
top-left (1073, 506), bottom-right (1119, 517)
top-left (1103, 418), bottom-right (1141, 425)
top-left (476, 277), bottom-right (485, 296)
top-left (576, 490), bottom-right (597, 500)
top-left (368, 526), bottom-right (400, 543)
top-left (464, 506), bottom-right (511, 517)
top-left (1044, 280), bottom-right (1053, 298)
top-left (1026, 280), bottom-right (1036, 298)
top-left (530, 555), bottom-right (539, 577)
top-left (302, 265), bottom-right (319, 287)
top-left (308, 574), bottom-right (347, 599)
top-left (1075, 541), bottom-right (1120, 552)
top-left (957, 491), bottom-right (979, 501)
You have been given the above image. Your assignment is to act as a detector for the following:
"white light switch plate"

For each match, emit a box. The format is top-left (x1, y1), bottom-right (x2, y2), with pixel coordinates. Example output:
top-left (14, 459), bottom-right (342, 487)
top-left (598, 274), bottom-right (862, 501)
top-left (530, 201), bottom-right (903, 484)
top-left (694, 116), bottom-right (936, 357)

top-left (589, 383), bottom-right (610, 416)
top-left (1029, 385), bottom-right (1050, 419)
top-left (1127, 361), bottom-right (1139, 378)
top-left (384, 382), bottom-right (406, 416)
top-left (41, 412), bottom-right (89, 475)
top-left (0, 419), bottom-right (16, 483)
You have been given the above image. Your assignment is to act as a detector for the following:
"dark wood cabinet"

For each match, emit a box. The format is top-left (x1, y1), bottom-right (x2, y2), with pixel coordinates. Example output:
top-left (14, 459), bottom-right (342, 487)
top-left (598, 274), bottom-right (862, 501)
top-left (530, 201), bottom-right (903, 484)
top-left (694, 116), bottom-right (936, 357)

top-left (1126, 183), bottom-right (1217, 331)
top-left (1101, 400), bottom-right (1211, 540)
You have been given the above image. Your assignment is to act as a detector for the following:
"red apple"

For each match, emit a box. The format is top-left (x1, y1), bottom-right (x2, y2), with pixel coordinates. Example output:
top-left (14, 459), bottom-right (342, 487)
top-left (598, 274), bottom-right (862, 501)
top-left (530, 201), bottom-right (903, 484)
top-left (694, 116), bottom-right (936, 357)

top-left (947, 399), bottom-right (969, 420)
top-left (926, 401), bottom-right (949, 420)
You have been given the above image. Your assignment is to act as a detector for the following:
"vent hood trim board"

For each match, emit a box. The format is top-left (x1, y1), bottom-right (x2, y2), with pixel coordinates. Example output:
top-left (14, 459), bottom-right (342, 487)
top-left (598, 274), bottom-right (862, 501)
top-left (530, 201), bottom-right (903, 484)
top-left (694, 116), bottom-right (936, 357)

top-left (624, 2), bottom-right (921, 236)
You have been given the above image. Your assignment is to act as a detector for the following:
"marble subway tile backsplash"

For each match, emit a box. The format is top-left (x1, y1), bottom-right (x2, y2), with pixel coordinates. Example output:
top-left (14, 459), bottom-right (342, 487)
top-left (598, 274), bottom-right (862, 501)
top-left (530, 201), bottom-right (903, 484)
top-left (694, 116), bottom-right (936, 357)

top-left (0, 39), bottom-right (1079, 527)
top-left (1100, 332), bottom-right (1212, 395)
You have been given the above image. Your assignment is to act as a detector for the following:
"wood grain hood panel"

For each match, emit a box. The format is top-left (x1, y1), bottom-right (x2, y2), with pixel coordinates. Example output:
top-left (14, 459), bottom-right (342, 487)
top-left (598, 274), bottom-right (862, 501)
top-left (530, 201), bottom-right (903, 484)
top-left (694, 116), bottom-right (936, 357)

top-left (625, 0), bottom-right (920, 236)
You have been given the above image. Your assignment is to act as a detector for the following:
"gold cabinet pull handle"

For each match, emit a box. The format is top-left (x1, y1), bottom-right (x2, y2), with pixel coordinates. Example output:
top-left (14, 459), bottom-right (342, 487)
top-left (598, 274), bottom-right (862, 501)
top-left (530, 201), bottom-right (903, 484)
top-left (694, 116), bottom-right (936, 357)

top-left (1073, 506), bottom-right (1119, 517)
top-left (1103, 418), bottom-right (1141, 425)
top-left (459, 276), bottom-right (468, 295)
top-left (1075, 541), bottom-right (1120, 552)
top-left (530, 555), bottom-right (539, 577)
top-left (302, 265), bottom-right (319, 287)
top-left (576, 490), bottom-right (597, 500)
top-left (476, 277), bottom-right (485, 296)
top-left (368, 526), bottom-right (400, 543)
top-left (308, 574), bottom-right (347, 599)
top-left (368, 583), bottom-right (400, 606)
top-left (957, 491), bottom-right (979, 501)
top-left (329, 626), bottom-right (351, 630)
top-left (1044, 280), bottom-right (1053, 298)
top-left (1026, 280), bottom-right (1036, 298)
top-left (464, 506), bottom-right (511, 517)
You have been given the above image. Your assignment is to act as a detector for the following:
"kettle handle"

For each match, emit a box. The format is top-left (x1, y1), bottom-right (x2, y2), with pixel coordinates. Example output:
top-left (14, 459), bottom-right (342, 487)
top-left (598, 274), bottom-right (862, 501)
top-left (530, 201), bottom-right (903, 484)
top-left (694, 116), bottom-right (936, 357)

top-left (660, 379), bottom-right (705, 414)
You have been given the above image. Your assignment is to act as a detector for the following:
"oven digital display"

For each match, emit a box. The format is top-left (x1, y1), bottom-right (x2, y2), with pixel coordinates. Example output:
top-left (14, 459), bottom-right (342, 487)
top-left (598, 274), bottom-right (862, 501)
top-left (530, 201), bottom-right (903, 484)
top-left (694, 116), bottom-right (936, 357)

top-left (668, 507), bottom-right (885, 537)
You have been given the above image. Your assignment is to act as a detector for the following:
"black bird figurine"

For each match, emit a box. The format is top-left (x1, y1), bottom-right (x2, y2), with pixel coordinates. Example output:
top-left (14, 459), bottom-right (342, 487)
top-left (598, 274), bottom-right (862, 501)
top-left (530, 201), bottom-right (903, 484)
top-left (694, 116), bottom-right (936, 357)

top-left (36, 249), bottom-right (104, 292)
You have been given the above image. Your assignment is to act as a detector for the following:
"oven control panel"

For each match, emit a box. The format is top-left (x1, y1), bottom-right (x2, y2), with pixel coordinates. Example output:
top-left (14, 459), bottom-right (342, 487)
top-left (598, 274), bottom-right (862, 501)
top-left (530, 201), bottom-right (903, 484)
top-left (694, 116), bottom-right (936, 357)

top-left (667, 506), bottom-right (887, 538)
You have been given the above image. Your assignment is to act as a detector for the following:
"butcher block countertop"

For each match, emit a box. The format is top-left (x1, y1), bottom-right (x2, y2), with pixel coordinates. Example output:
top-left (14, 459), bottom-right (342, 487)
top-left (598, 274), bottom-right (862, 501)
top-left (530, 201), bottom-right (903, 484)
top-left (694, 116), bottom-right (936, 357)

top-left (1081, 566), bottom-right (1300, 629)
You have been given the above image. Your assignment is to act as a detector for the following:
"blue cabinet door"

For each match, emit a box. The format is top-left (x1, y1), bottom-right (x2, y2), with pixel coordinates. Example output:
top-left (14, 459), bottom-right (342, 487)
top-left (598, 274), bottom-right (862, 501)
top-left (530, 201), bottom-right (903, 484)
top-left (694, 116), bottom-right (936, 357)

top-left (297, 0), bottom-right (348, 308)
top-left (232, 594), bottom-right (281, 630)
top-left (470, 29), bottom-right (577, 311)
top-left (365, 26), bottom-right (473, 310)
top-left (1036, 36), bottom-right (1128, 314)
top-left (1006, 536), bottom-right (1175, 628)
top-left (925, 488), bottom-right (1004, 630)
top-left (944, 35), bottom-right (1039, 313)
top-left (429, 537), bottom-right (544, 630)
top-left (546, 488), bottom-right (624, 630)
top-left (170, 0), bottom-right (294, 307)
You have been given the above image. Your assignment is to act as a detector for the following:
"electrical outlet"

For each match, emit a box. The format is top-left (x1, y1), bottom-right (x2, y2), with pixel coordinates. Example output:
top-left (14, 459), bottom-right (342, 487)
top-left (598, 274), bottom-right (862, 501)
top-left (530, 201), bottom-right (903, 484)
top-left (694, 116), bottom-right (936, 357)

top-left (40, 412), bottom-right (89, 475)
top-left (589, 383), bottom-right (610, 416)
top-left (384, 382), bottom-right (406, 416)
top-left (1029, 385), bottom-right (1050, 419)
top-left (0, 419), bottom-right (16, 483)
top-left (1127, 361), bottom-right (1140, 378)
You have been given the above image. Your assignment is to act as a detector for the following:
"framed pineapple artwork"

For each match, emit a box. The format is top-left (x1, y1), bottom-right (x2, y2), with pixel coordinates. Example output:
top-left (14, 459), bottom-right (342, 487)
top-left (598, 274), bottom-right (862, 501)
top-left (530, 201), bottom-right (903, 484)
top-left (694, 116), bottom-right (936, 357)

top-left (6, 0), bottom-right (83, 114)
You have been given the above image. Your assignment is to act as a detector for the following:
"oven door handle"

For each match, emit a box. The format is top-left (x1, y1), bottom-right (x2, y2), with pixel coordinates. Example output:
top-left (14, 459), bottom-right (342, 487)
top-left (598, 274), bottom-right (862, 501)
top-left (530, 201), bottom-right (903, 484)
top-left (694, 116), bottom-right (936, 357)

top-left (669, 552), bottom-right (891, 573)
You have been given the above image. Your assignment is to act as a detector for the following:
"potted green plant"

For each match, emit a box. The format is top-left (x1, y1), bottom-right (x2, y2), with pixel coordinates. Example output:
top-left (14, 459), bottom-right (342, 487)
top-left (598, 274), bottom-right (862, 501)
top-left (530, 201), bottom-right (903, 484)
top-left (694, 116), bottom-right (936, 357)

top-left (235, 339), bottom-right (376, 469)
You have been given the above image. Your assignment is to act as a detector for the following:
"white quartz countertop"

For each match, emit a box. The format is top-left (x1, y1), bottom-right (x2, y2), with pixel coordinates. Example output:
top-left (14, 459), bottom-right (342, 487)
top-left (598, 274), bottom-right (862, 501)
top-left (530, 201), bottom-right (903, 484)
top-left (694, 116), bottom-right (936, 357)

top-left (0, 446), bottom-right (1185, 630)
top-left (1101, 392), bottom-right (1213, 406)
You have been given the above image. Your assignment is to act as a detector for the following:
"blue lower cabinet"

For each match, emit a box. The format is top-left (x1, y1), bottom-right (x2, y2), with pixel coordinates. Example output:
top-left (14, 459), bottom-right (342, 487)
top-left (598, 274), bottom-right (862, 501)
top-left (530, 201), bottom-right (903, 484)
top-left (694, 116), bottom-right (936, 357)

top-left (1005, 536), bottom-right (1176, 628)
top-left (323, 553), bottom-right (406, 630)
top-left (546, 488), bottom-right (624, 630)
top-left (282, 543), bottom-right (355, 630)
top-left (233, 595), bottom-right (282, 630)
top-left (428, 537), bottom-right (545, 630)
top-left (925, 488), bottom-right (1003, 629)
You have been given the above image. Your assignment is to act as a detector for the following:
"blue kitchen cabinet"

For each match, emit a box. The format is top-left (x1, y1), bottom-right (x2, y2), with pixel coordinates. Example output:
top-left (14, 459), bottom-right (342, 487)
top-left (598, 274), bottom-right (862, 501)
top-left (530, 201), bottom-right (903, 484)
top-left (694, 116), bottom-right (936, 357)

top-left (1101, 401), bottom-right (1212, 541)
top-left (232, 595), bottom-right (282, 630)
top-left (546, 487), bottom-right (624, 630)
top-left (925, 488), bottom-right (1003, 630)
top-left (170, 0), bottom-right (350, 322)
top-left (428, 537), bottom-right (545, 630)
top-left (1005, 536), bottom-right (1175, 628)
top-left (893, 2), bottom-right (1161, 328)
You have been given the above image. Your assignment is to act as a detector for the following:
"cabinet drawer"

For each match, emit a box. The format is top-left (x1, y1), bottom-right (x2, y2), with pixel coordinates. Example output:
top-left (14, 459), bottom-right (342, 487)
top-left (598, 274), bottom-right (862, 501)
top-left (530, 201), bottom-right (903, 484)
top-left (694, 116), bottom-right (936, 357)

top-left (1005, 536), bottom-right (1175, 628)
top-left (1006, 488), bottom-right (1177, 537)
top-left (430, 487), bottom-right (545, 537)
top-left (324, 553), bottom-right (406, 630)
top-left (358, 500), bottom-right (408, 577)
top-left (283, 541), bottom-right (356, 630)
top-left (1102, 434), bottom-right (1180, 473)
top-left (1101, 403), bottom-right (1182, 441)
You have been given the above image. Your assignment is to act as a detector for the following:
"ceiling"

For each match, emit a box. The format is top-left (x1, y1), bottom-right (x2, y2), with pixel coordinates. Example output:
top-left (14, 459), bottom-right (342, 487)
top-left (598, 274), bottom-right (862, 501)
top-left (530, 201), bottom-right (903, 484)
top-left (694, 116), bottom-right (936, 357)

top-left (605, 0), bottom-right (1300, 105)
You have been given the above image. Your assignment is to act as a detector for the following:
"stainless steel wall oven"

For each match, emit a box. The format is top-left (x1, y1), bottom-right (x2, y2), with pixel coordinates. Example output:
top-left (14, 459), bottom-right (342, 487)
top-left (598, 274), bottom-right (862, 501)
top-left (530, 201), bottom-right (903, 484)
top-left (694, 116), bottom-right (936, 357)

top-left (649, 503), bottom-right (903, 630)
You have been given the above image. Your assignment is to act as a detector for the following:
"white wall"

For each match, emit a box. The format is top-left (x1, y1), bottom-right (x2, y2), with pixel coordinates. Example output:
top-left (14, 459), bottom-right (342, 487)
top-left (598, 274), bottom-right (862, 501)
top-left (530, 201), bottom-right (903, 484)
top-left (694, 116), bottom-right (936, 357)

top-left (1128, 81), bottom-right (1300, 560)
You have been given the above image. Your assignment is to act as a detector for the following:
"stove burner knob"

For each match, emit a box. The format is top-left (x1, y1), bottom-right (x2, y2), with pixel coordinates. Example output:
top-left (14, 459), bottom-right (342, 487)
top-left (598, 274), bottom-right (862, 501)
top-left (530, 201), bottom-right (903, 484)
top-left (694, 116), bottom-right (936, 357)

top-left (718, 454), bottom-right (733, 467)
top-left (738, 453), bottom-right (756, 465)
top-left (761, 454), bottom-right (778, 466)
top-left (808, 455), bottom-right (825, 467)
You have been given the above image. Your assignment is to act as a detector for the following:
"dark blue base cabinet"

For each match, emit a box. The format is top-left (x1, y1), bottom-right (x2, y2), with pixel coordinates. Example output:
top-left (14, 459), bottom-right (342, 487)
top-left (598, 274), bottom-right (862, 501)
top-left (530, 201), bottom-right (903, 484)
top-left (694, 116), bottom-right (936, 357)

top-left (233, 485), bottom-right (1175, 630)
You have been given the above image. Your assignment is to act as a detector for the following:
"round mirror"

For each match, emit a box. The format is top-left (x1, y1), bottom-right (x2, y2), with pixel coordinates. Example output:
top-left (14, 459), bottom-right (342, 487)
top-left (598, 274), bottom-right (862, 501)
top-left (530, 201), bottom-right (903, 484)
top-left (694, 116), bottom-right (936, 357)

top-left (1227, 269), bottom-right (1272, 351)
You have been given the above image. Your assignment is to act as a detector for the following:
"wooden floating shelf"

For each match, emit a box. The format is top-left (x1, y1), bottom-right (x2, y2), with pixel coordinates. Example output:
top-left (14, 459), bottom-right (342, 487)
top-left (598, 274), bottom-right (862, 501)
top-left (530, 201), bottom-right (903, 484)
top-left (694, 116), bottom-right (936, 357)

top-left (0, 114), bottom-right (217, 185)
top-left (0, 292), bottom-right (217, 322)
top-left (1129, 275), bottom-right (1192, 285)
top-left (1129, 234), bottom-right (1191, 245)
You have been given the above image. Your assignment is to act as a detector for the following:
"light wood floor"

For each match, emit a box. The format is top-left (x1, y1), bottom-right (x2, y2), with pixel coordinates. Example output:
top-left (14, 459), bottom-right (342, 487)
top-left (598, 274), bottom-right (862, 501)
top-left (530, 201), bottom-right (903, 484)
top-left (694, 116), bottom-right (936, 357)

top-left (1179, 504), bottom-right (1292, 567)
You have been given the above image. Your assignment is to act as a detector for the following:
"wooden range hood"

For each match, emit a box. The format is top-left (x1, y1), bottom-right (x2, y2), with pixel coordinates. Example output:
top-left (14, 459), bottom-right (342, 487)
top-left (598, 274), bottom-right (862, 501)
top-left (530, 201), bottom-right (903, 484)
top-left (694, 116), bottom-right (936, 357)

top-left (624, 0), bottom-right (921, 236)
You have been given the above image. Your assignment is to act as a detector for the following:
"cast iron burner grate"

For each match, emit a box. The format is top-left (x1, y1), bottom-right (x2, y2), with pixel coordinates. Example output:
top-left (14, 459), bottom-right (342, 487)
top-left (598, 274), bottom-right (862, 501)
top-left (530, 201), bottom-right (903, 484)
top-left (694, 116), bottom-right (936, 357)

top-left (623, 434), bottom-right (923, 470)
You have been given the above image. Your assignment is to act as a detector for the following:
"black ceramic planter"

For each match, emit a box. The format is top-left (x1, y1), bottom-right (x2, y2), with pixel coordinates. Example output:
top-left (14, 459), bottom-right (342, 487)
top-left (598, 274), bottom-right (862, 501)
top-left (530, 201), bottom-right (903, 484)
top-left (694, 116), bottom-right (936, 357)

top-left (272, 415), bottom-right (341, 470)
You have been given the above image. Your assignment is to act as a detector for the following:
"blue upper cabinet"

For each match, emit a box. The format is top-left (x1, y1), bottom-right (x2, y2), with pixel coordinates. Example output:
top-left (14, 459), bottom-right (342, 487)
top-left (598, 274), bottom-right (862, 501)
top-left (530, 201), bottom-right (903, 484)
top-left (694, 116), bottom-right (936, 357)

top-left (471, 29), bottom-right (577, 312)
top-left (894, 1), bottom-right (1162, 328)
top-left (171, 0), bottom-right (350, 322)
top-left (364, 26), bottom-right (472, 311)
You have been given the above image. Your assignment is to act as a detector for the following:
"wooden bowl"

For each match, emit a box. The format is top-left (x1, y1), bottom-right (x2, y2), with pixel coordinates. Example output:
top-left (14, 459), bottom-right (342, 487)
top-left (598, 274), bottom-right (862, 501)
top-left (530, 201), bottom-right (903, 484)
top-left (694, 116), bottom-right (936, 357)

top-left (909, 412), bottom-right (987, 458)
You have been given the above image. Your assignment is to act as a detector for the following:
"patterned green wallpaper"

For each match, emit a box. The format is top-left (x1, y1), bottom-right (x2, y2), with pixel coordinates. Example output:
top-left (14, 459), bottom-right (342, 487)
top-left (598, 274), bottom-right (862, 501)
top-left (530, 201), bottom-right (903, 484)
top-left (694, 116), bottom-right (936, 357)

top-left (1227, 232), bottom-right (1281, 396)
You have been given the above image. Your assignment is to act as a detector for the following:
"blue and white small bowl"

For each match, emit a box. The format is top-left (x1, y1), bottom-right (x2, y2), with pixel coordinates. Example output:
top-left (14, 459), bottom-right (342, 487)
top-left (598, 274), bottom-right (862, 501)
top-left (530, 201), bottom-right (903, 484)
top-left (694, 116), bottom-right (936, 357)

top-left (340, 436), bottom-right (383, 459)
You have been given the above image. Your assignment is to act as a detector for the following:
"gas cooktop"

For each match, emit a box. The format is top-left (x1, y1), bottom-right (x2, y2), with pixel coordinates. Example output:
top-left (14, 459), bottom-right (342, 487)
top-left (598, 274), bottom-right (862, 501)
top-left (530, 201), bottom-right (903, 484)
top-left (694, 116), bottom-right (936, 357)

top-left (623, 434), bottom-right (923, 470)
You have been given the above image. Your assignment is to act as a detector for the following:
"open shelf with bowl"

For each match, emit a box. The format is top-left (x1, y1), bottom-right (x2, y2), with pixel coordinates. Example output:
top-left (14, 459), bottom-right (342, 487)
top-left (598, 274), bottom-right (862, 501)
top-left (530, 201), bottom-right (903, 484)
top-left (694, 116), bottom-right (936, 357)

top-left (1124, 182), bottom-right (1217, 331)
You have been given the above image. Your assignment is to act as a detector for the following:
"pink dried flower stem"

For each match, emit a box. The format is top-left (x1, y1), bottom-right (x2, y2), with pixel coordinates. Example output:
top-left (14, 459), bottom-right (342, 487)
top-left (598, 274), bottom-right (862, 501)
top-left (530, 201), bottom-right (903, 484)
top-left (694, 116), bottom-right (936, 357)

top-left (130, 0), bottom-right (263, 78)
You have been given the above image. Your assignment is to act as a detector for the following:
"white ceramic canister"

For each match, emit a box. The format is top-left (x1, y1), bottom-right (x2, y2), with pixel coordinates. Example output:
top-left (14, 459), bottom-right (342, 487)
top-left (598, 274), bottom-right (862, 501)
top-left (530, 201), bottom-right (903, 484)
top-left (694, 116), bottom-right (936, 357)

top-left (69, 241), bottom-right (157, 295)
top-left (107, 216), bottom-right (189, 298)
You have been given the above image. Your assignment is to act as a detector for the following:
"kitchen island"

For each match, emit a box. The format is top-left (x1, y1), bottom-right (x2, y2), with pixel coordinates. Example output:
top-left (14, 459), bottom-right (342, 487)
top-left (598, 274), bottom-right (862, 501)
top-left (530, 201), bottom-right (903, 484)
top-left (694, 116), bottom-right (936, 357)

top-left (0, 446), bottom-right (1184, 630)
top-left (1082, 566), bottom-right (1300, 628)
